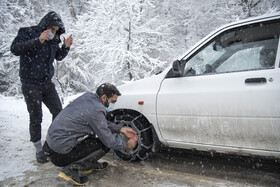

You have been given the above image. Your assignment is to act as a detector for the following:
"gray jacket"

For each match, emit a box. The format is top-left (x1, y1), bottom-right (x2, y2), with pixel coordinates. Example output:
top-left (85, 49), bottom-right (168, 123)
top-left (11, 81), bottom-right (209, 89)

top-left (46, 91), bottom-right (126, 154)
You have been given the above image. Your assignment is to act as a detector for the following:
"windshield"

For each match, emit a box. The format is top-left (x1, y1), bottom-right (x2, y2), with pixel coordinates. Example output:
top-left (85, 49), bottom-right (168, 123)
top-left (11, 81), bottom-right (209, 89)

top-left (183, 21), bottom-right (280, 76)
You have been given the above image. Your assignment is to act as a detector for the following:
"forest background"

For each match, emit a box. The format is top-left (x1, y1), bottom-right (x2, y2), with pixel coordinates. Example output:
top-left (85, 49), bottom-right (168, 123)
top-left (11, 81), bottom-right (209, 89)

top-left (0, 0), bottom-right (279, 99)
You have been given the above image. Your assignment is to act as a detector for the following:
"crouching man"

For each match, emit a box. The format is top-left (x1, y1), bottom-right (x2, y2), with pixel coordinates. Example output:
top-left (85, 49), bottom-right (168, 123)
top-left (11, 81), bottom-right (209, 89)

top-left (43, 83), bottom-right (138, 185)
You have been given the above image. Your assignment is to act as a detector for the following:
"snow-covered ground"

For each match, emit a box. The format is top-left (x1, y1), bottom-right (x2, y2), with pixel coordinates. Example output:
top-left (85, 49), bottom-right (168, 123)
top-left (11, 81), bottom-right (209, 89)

top-left (0, 96), bottom-right (50, 181)
top-left (0, 94), bottom-right (81, 182)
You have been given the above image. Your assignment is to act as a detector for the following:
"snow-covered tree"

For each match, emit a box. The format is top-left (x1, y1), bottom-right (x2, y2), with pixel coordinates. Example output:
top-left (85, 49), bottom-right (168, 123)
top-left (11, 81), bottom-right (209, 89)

top-left (56, 0), bottom-right (177, 94)
top-left (0, 0), bottom-right (279, 96)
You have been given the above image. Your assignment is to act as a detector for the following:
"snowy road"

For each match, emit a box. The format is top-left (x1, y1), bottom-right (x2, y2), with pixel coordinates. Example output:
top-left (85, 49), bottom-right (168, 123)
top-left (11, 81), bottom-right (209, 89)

top-left (0, 96), bottom-right (279, 186)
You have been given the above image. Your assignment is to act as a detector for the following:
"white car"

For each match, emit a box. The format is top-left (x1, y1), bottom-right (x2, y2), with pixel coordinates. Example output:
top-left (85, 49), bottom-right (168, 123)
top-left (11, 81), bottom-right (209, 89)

top-left (107, 13), bottom-right (280, 161)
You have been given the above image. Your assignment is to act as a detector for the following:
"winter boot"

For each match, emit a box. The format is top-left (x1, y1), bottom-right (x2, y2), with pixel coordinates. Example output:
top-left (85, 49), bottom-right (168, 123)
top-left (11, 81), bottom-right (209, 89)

top-left (58, 165), bottom-right (89, 186)
top-left (58, 147), bottom-right (109, 185)
top-left (76, 147), bottom-right (110, 175)
top-left (36, 150), bottom-right (48, 163)
top-left (81, 161), bottom-right (109, 175)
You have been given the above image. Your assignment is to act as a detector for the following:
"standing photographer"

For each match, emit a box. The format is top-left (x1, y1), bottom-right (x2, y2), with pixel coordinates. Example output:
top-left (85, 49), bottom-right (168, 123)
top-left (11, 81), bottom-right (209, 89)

top-left (11, 11), bottom-right (73, 163)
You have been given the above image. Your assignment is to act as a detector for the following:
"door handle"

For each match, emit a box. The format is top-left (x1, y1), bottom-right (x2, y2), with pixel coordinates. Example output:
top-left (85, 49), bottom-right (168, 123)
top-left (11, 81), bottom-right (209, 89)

top-left (245, 77), bottom-right (267, 84)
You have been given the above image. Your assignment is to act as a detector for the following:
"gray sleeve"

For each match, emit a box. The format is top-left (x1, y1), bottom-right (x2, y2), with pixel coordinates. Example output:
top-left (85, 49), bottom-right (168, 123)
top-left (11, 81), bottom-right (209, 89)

top-left (86, 110), bottom-right (126, 151)
top-left (107, 121), bottom-right (122, 134)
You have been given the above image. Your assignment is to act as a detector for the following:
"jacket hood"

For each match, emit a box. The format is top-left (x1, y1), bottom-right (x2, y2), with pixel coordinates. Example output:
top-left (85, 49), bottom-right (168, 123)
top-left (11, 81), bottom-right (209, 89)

top-left (38, 11), bottom-right (65, 36)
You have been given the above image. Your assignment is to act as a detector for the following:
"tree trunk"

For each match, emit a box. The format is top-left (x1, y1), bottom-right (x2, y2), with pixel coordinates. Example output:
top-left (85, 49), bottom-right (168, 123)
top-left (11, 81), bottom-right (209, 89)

top-left (67, 0), bottom-right (78, 20)
top-left (127, 20), bottom-right (133, 80)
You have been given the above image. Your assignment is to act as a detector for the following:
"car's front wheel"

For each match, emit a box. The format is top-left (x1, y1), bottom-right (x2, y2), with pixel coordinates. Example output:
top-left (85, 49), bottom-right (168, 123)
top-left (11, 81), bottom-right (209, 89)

top-left (108, 111), bottom-right (153, 162)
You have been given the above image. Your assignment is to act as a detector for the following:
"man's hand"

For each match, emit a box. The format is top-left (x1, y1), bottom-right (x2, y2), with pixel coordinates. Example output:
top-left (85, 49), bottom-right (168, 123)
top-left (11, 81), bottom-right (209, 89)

top-left (64, 34), bottom-right (73, 48)
top-left (126, 137), bottom-right (138, 149)
top-left (39, 30), bottom-right (52, 44)
top-left (120, 127), bottom-right (138, 149)
top-left (120, 127), bottom-right (138, 139)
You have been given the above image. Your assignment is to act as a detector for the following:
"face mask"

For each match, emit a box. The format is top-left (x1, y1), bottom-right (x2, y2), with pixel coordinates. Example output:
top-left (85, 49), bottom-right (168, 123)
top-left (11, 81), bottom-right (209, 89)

top-left (106, 103), bottom-right (115, 112)
top-left (49, 31), bottom-right (55, 40)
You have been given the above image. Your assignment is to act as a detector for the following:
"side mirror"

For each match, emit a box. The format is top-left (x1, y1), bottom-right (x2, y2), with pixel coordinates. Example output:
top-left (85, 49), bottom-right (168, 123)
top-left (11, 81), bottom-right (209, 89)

top-left (172, 60), bottom-right (185, 77)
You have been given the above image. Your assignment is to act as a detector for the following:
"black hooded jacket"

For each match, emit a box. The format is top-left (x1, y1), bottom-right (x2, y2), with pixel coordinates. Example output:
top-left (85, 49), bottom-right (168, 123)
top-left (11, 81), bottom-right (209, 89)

top-left (11, 11), bottom-right (70, 84)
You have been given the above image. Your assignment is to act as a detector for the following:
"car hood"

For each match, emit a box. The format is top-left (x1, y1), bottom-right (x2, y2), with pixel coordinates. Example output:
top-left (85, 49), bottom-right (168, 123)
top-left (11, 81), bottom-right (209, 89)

top-left (114, 70), bottom-right (167, 112)
top-left (117, 71), bottom-right (167, 96)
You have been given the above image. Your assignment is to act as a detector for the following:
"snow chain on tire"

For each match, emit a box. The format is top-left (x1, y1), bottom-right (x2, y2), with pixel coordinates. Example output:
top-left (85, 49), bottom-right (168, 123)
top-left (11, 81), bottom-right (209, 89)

top-left (113, 114), bottom-right (153, 162)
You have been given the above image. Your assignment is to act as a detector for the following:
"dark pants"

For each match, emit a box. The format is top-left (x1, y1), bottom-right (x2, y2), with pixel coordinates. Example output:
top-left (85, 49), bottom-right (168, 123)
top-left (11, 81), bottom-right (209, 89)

top-left (22, 82), bottom-right (62, 142)
top-left (43, 137), bottom-right (110, 167)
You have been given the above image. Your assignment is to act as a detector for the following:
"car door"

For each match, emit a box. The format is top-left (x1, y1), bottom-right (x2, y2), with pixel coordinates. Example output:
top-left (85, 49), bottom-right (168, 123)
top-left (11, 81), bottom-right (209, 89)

top-left (156, 18), bottom-right (280, 152)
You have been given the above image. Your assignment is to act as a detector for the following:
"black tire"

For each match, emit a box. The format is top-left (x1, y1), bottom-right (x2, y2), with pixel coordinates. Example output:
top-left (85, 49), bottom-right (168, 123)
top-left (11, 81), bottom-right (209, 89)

top-left (110, 112), bottom-right (153, 162)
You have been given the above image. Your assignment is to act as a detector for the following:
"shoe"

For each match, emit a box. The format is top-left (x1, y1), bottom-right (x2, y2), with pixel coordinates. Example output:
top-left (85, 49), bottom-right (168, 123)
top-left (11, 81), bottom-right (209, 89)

top-left (81, 162), bottom-right (109, 175)
top-left (36, 150), bottom-right (48, 163)
top-left (58, 170), bottom-right (89, 186)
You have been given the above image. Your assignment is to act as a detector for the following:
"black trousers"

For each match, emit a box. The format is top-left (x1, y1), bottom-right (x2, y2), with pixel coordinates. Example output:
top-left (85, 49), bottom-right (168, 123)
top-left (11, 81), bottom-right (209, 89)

top-left (43, 137), bottom-right (110, 167)
top-left (22, 82), bottom-right (62, 142)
